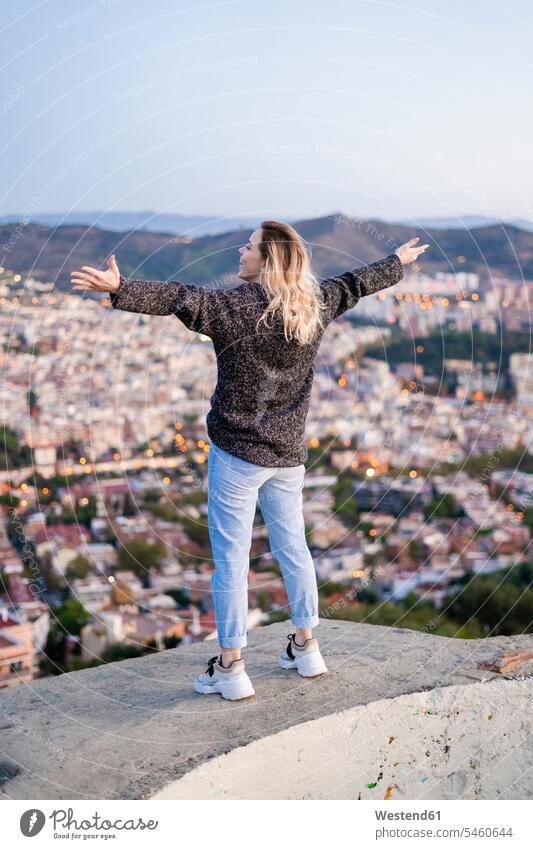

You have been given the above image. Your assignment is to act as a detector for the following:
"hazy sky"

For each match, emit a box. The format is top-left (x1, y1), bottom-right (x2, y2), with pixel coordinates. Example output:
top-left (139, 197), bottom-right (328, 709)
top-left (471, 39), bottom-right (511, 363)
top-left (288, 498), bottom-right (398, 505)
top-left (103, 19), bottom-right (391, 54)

top-left (2, 0), bottom-right (532, 227)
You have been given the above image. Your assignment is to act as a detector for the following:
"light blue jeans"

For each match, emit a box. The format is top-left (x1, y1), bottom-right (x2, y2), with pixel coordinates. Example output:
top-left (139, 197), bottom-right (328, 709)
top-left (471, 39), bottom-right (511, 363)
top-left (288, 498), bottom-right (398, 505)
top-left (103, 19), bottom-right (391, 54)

top-left (207, 441), bottom-right (320, 648)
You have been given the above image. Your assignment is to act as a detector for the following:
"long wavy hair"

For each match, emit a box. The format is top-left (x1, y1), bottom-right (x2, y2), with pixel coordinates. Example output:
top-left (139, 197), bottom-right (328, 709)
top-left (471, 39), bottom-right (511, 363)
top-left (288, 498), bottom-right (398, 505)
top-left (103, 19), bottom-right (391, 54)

top-left (255, 220), bottom-right (327, 346)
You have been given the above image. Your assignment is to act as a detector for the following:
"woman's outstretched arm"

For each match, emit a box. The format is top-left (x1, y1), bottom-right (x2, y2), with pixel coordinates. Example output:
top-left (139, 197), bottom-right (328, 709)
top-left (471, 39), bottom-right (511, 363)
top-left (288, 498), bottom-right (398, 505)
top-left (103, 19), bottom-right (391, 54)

top-left (70, 255), bottom-right (220, 337)
top-left (320, 237), bottom-right (429, 321)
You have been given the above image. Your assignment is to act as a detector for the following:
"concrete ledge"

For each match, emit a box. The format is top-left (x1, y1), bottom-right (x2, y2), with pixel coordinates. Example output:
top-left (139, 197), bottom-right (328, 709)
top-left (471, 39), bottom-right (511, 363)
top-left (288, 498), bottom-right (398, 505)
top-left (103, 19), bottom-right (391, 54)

top-left (153, 679), bottom-right (531, 800)
top-left (1, 620), bottom-right (532, 800)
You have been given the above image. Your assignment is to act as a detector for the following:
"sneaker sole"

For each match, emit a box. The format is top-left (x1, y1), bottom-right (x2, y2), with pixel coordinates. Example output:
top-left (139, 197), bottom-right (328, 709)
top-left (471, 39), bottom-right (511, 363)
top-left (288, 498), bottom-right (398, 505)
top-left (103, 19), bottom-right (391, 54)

top-left (279, 652), bottom-right (328, 678)
top-left (194, 675), bottom-right (256, 701)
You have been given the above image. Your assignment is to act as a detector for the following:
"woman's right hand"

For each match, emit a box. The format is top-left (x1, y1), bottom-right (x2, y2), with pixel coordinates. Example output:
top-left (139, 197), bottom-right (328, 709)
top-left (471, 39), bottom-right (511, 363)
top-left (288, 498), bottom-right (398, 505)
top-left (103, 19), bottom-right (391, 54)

top-left (70, 254), bottom-right (121, 294)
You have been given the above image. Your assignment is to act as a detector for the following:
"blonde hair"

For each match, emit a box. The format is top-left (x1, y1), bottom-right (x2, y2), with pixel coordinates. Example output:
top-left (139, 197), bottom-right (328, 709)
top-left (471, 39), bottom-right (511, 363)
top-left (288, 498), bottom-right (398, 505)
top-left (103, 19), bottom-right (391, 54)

top-left (255, 220), bottom-right (327, 346)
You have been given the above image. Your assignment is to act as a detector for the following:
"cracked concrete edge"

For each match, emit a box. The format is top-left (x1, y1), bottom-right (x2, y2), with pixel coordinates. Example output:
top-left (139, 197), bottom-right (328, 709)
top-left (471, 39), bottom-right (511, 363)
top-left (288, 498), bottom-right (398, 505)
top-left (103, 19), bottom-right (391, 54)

top-left (150, 677), bottom-right (533, 801)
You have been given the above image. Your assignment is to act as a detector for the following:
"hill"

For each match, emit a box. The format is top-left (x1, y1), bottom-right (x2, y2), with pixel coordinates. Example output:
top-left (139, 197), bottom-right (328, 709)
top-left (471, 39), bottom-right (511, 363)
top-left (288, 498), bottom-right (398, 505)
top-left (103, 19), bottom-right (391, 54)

top-left (2, 214), bottom-right (532, 289)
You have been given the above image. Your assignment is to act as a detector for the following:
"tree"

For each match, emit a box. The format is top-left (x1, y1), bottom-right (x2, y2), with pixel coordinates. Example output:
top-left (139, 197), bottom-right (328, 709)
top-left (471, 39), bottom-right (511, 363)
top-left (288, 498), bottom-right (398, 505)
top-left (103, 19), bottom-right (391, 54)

top-left (163, 634), bottom-right (181, 649)
top-left (75, 495), bottom-right (97, 529)
top-left (179, 514), bottom-right (210, 545)
top-left (324, 600), bottom-right (484, 638)
top-left (56, 599), bottom-right (91, 636)
top-left (318, 579), bottom-right (349, 598)
top-left (27, 388), bottom-right (38, 415)
top-left (0, 491), bottom-right (19, 508)
top-left (38, 559), bottom-right (64, 593)
top-left (0, 425), bottom-right (22, 469)
top-left (40, 601), bottom-right (91, 676)
top-left (423, 492), bottom-right (464, 520)
top-left (143, 488), bottom-right (161, 503)
top-left (356, 587), bottom-right (379, 604)
top-left (445, 576), bottom-right (533, 636)
top-left (331, 473), bottom-right (359, 527)
top-left (255, 589), bottom-right (270, 611)
top-left (510, 562), bottom-right (533, 588)
top-left (122, 492), bottom-right (138, 516)
top-left (117, 540), bottom-right (166, 576)
top-left (65, 555), bottom-right (91, 581)
top-left (98, 643), bottom-right (144, 663)
top-left (41, 627), bottom-right (66, 673)
top-left (408, 538), bottom-right (423, 562)
top-left (165, 588), bottom-right (191, 607)
top-left (0, 571), bottom-right (10, 595)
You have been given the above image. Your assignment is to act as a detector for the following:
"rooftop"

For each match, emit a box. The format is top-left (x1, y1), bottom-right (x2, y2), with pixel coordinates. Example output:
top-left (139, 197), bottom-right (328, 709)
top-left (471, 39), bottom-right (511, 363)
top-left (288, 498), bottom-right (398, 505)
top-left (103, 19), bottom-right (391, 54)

top-left (1, 619), bottom-right (532, 800)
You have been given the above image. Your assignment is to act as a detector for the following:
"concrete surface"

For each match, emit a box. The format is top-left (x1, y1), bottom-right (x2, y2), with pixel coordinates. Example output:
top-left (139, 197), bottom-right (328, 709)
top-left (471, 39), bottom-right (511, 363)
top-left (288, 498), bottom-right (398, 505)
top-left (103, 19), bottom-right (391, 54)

top-left (1, 619), bottom-right (532, 800)
top-left (154, 678), bottom-right (532, 800)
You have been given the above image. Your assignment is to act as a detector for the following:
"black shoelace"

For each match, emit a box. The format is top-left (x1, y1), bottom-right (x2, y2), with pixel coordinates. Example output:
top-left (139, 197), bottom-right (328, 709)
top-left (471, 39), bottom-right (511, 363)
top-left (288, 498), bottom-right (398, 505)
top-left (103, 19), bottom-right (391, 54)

top-left (286, 633), bottom-right (297, 660)
top-left (206, 654), bottom-right (220, 677)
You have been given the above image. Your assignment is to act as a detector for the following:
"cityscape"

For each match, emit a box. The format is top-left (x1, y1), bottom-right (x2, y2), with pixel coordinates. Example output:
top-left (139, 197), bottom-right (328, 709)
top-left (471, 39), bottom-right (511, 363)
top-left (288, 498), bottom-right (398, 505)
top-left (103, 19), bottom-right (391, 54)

top-left (1, 231), bottom-right (532, 687)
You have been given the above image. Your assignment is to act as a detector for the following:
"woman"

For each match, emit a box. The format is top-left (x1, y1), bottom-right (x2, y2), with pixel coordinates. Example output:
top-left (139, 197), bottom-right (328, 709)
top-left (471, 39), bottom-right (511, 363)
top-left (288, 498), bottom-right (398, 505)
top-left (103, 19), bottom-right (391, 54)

top-left (71, 222), bottom-right (428, 701)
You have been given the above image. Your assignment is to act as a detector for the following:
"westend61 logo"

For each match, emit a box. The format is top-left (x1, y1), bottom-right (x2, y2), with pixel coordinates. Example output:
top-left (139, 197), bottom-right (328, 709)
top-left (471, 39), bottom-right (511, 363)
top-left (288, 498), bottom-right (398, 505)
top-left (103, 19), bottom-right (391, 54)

top-left (20, 807), bottom-right (159, 837)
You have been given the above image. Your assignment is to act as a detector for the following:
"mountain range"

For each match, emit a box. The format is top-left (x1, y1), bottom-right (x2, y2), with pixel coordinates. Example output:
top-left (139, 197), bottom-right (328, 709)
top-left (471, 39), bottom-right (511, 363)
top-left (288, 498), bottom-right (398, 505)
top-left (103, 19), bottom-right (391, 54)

top-left (1, 213), bottom-right (532, 289)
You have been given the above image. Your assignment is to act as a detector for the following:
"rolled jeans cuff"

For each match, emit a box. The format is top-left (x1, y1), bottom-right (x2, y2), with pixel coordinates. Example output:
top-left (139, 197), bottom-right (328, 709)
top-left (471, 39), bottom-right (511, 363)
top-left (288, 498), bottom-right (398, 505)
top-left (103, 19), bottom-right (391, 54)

top-left (219, 634), bottom-right (248, 649)
top-left (291, 615), bottom-right (320, 628)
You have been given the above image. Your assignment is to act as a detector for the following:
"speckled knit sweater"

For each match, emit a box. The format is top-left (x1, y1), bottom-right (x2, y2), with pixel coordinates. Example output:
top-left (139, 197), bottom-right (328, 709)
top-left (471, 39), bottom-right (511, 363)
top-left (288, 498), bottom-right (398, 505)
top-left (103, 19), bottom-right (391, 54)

top-left (110, 252), bottom-right (404, 467)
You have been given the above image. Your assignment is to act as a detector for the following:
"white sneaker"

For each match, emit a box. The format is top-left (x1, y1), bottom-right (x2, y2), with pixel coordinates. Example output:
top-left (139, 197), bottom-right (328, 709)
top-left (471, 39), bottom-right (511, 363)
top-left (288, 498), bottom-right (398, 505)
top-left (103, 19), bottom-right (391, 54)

top-left (279, 632), bottom-right (328, 678)
top-left (194, 653), bottom-right (256, 700)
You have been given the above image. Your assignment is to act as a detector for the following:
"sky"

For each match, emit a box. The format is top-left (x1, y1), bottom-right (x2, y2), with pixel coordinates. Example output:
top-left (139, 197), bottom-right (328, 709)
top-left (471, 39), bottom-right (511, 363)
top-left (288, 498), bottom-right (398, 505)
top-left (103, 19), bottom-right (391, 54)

top-left (2, 0), bottom-right (533, 228)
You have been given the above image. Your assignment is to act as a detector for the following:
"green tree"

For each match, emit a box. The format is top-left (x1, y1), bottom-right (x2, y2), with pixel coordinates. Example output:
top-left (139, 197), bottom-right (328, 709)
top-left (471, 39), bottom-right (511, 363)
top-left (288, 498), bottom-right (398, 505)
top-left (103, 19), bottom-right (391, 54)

top-left (165, 588), bottom-right (191, 607)
top-left (323, 600), bottom-right (484, 638)
top-left (143, 501), bottom-right (180, 522)
top-left (36, 558), bottom-right (64, 593)
top-left (117, 540), bottom-right (166, 576)
top-left (268, 609), bottom-right (291, 624)
top-left (75, 495), bottom-right (97, 529)
top-left (356, 586), bottom-right (379, 604)
top-left (423, 492), bottom-right (464, 520)
top-left (331, 473), bottom-right (359, 527)
top-left (179, 514), bottom-right (210, 545)
top-left (0, 491), bottom-right (19, 508)
top-left (122, 492), bottom-right (138, 516)
top-left (27, 388), bottom-right (38, 415)
top-left (65, 555), bottom-right (91, 581)
top-left (408, 538), bottom-right (423, 561)
top-left (0, 425), bottom-right (22, 469)
top-left (446, 576), bottom-right (533, 636)
top-left (98, 643), bottom-right (144, 663)
top-left (143, 488), bottom-right (161, 503)
top-left (40, 627), bottom-right (66, 673)
top-left (318, 579), bottom-right (349, 598)
top-left (0, 571), bottom-right (10, 595)
top-left (255, 589), bottom-right (270, 611)
top-left (163, 634), bottom-right (182, 649)
top-left (64, 658), bottom-right (99, 673)
top-left (56, 599), bottom-right (91, 636)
